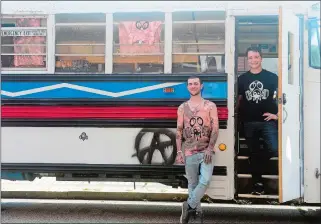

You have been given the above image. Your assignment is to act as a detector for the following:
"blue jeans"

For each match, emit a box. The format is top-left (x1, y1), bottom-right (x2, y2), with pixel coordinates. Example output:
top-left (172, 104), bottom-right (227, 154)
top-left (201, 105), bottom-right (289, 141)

top-left (243, 121), bottom-right (278, 185)
top-left (185, 152), bottom-right (214, 211)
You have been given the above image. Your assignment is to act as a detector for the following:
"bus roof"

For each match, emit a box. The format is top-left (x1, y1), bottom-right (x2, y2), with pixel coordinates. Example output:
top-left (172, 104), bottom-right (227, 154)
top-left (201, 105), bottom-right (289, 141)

top-left (1, 1), bottom-right (316, 14)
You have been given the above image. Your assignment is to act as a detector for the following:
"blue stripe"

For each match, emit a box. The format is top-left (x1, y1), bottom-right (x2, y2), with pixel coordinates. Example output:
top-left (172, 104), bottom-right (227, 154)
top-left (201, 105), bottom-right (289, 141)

top-left (1, 81), bottom-right (227, 99)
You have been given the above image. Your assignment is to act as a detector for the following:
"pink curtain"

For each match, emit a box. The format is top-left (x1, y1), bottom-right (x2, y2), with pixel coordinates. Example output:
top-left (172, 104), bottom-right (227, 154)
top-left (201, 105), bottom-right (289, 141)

top-left (118, 21), bottom-right (162, 54)
top-left (14, 18), bottom-right (45, 67)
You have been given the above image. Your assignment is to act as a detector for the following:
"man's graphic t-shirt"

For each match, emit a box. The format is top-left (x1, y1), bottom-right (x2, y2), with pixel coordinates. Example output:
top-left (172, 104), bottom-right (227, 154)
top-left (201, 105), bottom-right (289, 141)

top-left (238, 69), bottom-right (278, 122)
top-left (179, 100), bottom-right (215, 156)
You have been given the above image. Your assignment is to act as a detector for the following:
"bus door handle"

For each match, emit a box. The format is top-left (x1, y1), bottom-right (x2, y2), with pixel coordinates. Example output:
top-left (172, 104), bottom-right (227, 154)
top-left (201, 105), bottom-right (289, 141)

top-left (282, 107), bottom-right (288, 123)
top-left (316, 168), bottom-right (321, 179)
top-left (279, 93), bottom-right (287, 105)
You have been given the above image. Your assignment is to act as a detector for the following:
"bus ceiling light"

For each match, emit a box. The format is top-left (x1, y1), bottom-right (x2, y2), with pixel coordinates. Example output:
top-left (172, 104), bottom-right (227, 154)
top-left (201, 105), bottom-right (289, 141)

top-left (218, 143), bottom-right (227, 151)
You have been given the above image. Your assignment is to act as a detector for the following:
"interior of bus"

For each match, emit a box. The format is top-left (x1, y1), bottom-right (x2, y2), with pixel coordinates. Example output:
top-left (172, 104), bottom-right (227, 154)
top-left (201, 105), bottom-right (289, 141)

top-left (234, 15), bottom-right (279, 199)
top-left (54, 11), bottom-right (226, 74)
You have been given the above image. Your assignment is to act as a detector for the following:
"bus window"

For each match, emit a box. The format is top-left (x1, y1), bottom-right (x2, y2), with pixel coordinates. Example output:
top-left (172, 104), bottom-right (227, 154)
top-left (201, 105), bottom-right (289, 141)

top-left (113, 12), bottom-right (165, 74)
top-left (1, 16), bottom-right (47, 70)
top-left (55, 13), bottom-right (106, 73)
top-left (172, 11), bottom-right (225, 73)
top-left (309, 19), bottom-right (321, 69)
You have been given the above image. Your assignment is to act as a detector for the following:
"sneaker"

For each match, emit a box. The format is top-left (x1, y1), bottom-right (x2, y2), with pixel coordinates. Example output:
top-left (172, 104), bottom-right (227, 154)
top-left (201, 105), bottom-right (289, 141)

top-left (251, 182), bottom-right (265, 195)
top-left (196, 211), bottom-right (204, 224)
top-left (180, 201), bottom-right (196, 224)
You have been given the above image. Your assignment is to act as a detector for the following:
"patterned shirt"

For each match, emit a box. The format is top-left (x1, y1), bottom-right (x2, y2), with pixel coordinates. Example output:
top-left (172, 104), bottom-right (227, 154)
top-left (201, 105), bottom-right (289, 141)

top-left (179, 100), bottom-right (216, 156)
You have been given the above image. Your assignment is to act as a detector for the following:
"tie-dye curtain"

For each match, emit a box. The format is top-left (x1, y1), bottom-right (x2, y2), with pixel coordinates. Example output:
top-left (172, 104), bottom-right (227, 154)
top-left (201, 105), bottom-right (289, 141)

top-left (118, 21), bottom-right (162, 54)
top-left (14, 18), bottom-right (45, 67)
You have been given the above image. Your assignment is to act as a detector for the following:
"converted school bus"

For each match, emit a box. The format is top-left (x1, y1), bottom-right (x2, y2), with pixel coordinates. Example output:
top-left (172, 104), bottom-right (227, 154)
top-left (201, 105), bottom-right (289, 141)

top-left (1, 1), bottom-right (320, 205)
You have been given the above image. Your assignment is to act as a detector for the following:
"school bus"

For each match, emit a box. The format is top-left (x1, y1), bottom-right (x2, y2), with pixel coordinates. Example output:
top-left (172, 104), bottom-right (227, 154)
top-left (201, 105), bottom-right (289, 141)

top-left (1, 1), bottom-right (320, 205)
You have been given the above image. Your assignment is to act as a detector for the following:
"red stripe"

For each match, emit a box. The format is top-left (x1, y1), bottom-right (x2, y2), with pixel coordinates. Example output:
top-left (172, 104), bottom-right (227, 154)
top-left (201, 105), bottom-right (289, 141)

top-left (1, 106), bottom-right (228, 120)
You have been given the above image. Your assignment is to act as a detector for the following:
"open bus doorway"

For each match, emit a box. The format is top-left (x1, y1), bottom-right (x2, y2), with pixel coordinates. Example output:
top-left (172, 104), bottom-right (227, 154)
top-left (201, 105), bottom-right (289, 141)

top-left (234, 16), bottom-right (280, 200)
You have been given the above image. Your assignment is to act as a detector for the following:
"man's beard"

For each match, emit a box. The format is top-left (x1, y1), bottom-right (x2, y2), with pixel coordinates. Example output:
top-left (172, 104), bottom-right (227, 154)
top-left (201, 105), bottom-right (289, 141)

top-left (190, 90), bottom-right (201, 96)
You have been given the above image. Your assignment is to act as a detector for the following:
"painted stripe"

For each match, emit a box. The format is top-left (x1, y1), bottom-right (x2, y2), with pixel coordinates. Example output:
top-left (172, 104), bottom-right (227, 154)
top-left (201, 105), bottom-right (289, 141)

top-left (1, 82), bottom-right (183, 98)
top-left (1, 106), bottom-right (229, 120)
top-left (1, 73), bottom-right (227, 82)
top-left (1, 163), bottom-right (227, 176)
top-left (1, 119), bottom-right (228, 129)
top-left (1, 81), bottom-right (227, 99)
top-left (1, 98), bottom-right (228, 107)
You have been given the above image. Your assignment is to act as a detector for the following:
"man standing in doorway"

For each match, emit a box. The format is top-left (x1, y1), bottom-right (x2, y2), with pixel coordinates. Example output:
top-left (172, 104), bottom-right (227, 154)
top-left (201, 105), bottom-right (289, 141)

top-left (237, 47), bottom-right (279, 195)
top-left (175, 76), bottom-right (219, 224)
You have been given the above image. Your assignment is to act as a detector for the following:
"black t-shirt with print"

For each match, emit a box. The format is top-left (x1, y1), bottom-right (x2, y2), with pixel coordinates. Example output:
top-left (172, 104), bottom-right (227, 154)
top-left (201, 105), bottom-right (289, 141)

top-left (238, 69), bottom-right (278, 122)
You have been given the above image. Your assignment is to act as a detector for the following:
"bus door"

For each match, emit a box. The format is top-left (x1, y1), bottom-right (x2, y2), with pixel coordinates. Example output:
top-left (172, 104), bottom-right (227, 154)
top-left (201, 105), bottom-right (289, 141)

top-left (277, 6), bottom-right (302, 203)
top-left (304, 2), bottom-right (321, 204)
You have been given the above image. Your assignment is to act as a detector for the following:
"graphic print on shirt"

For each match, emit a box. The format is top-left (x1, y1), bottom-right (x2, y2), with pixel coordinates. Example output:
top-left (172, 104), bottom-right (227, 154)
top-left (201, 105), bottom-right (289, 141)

top-left (245, 80), bottom-right (269, 103)
top-left (184, 116), bottom-right (211, 142)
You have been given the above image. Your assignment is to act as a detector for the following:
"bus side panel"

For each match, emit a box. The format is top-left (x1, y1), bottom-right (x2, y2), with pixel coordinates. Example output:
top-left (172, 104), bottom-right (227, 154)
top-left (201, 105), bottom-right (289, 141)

top-left (303, 78), bottom-right (320, 203)
top-left (1, 75), bottom-right (234, 200)
top-left (1, 127), bottom-right (232, 199)
top-left (303, 16), bottom-right (320, 203)
top-left (1, 127), bottom-right (231, 165)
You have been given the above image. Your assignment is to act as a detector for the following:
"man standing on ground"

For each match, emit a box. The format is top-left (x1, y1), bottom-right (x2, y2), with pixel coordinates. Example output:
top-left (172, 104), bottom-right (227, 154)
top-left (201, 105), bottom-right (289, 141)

top-left (175, 76), bottom-right (219, 224)
top-left (236, 46), bottom-right (278, 195)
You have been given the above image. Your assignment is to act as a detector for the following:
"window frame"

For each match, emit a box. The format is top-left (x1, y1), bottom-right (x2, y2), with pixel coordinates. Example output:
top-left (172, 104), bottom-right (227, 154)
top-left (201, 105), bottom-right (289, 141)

top-left (1, 14), bottom-right (49, 72)
top-left (172, 20), bottom-right (225, 55)
top-left (171, 19), bottom-right (226, 74)
top-left (112, 12), bottom-right (166, 74)
top-left (54, 13), bottom-right (107, 74)
top-left (1, 11), bottom-right (229, 75)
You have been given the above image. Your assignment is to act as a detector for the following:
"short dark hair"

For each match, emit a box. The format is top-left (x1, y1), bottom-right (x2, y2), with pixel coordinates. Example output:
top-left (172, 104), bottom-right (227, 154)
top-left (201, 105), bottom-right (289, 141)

top-left (187, 75), bottom-right (203, 84)
top-left (246, 46), bottom-right (262, 58)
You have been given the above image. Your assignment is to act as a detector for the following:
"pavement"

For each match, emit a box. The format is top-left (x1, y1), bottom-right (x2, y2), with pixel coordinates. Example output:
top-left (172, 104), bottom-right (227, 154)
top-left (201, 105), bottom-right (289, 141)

top-left (1, 177), bottom-right (190, 201)
top-left (2, 177), bottom-right (321, 207)
top-left (2, 199), bottom-right (321, 224)
top-left (1, 177), bottom-right (320, 223)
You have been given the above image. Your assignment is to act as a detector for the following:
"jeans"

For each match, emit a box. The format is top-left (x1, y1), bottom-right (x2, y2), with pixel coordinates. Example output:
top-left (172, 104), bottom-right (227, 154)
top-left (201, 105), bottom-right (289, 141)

top-left (185, 152), bottom-right (214, 211)
top-left (243, 121), bottom-right (278, 185)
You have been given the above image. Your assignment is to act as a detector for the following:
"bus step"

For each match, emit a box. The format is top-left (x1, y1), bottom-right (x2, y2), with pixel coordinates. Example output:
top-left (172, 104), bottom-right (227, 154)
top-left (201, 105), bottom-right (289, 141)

top-left (237, 176), bottom-right (278, 195)
top-left (237, 156), bottom-right (278, 160)
top-left (237, 158), bottom-right (278, 175)
top-left (239, 137), bottom-right (264, 141)
top-left (237, 144), bottom-right (265, 156)
top-left (237, 174), bottom-right (279, 179)
top-left (237, 194), bottom-right (279, 199)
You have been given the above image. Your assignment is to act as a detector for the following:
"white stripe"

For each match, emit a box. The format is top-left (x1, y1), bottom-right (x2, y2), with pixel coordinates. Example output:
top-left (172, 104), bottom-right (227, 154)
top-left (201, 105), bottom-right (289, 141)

top-left (1, 83), bottom-right (68, 97)
top-left (63, 83), bottom-right (117, 97)
top-left (1, 82), bottom-right (183, 98)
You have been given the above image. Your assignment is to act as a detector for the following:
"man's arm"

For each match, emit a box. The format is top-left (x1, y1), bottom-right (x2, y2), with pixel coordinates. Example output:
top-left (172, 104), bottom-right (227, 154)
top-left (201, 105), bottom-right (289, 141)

top-left (176, 105), bottom-right (184, 153)
top-left (207, 103), bottom-right (219, 152)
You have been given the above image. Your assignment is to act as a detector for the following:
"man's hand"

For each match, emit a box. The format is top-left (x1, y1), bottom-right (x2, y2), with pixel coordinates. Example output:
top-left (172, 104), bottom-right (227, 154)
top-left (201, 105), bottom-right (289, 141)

top-left (175, 151), bottom-right (184, 164)
top-left (263, 112), bottom-right (278, 121)
top-left (204, 150), bottom-right (212, 164)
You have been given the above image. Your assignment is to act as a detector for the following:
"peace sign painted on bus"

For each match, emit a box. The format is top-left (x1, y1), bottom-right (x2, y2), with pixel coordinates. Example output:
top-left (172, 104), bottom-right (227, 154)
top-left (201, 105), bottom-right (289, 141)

top-left (133, 128), bottom-right (177, 165)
